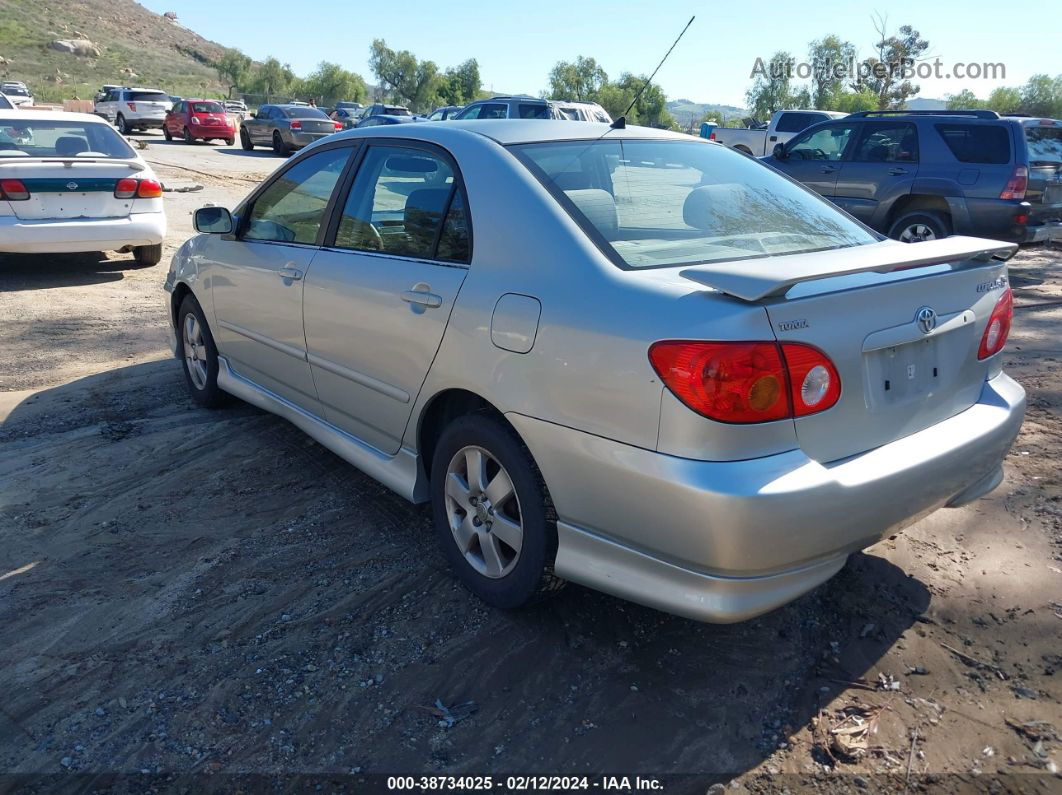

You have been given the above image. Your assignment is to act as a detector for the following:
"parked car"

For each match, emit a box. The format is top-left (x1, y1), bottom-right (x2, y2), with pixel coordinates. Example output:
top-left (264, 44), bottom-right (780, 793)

top-left (0, 110), bottom-right (165, 264)
top-left (1004, 116), bottom-right (1062, 243)
top-left (331, 107), bottom-right (362, 129)
top-left (550, 100), bottom-right (613, 123)
top-left (0, 81), bottom-right (34, 108)
top-left (239, 104), bottom-right (342, 156)
top-left (0, 94), bottom-right (14, 111)
top-left (427, 105), bottom-right (464, 121)
top-left (95, 84), bottom-right (122, 104)
top-left (355, 114), bottom-right (422, 128)
top-left (95, 87), bottom-right (173, 134)
top-left (359, 103), bottom-right (412, 119)
top-left (763, 110), bottom-right (1058, 244)
top-left (453, 96), bottom-right (552, 120)
top-left (164, 99), bottom-right (236, 145)
top-left (165, 119), bottom-right (1023, 623)
top-left (335, 101), bottom-right (363, 112)
top-left (223, 99), bottom-right (248, 122)
top-left (711, 109), bottom-right (846, 155)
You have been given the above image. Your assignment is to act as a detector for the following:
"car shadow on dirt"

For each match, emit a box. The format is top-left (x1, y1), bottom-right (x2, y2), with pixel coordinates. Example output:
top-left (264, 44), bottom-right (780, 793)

top-left (0, 361), bottom-right (931, 780)
top-left (0, 251), bottom-right (148, 291)
top-left (216, 148), bottom-right (285, 160)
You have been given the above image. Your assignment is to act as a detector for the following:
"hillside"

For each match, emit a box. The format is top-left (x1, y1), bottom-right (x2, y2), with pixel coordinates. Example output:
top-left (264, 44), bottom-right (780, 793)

top-left (666, 98), bottom-right (748, 127)
top-left (0, 0), bottom-right (230, 102)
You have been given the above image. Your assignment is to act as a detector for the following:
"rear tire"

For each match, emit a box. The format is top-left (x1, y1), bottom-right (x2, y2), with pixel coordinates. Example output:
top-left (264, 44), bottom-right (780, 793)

top-left (116, 114), bottom-right (130, 135)
top-left (240, 128), bottom-right (254, 150)
top-left (177, 294), bottom-right (228, 409)
top-left (272, 130), bottom-right (290, 157)
top-left (888, 210), bottom-right (950, 243)
top-left (430, 413), bottom-right (564, 610)
top-left (183, 127), bottom-right (195, 144)
top-left (133, 243), bottom-right (162, 266)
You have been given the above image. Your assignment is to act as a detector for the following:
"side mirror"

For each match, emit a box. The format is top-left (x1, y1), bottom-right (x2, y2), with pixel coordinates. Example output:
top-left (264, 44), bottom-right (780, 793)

top-left (772, 143), bottom-right (787, 160)
top-left (194, 206), bottom-right (233, 234)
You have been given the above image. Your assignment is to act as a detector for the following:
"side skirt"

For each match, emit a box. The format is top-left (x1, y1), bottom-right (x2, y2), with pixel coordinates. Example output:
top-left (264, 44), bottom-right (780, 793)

top-left (217, 357), bottom-right (429, 503)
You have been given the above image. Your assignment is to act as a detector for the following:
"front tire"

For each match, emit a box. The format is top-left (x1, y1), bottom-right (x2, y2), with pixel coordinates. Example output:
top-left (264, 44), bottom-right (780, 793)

top-left (177, 294), bottom-right (228, 409)
top-left (888, 210), bottom-right (950, 243)
top-left (430, 414), bottom-right (564, 609)
top-left (224, 137), bottom-right (235, 146)
top-left (163, 126), bottom-right (172, 141)
top-left (240, 128), bottom-right (254, 150)
top-left (133, 243), bottom-right (162, 266)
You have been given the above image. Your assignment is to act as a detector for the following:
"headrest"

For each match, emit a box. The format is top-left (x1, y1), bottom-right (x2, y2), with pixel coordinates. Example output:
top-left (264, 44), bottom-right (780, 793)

top-left (55, 136), bottom-right (88, 157)
top-left (564, 188), bottom-right (617, 236)
top-left (682, 184), bottom-right (748, 231)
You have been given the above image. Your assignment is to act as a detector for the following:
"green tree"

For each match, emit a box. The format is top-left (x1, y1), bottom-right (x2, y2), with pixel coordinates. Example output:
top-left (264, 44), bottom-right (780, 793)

top-left (215, 49), bottom-right (252, 98)
top-left (250, 57), bottom-right (296, 99)
top-left (1020, 74), bottom-right (1062, 117)
top-left (857, 16), bottom-right (930, 109)
top-left (303, 61), bottom-right (367, 105)
top-left (596, 73), bottom-right (674, 128)
top-left (832, 88), bottom-right (880, 113)
top-left (368, 39), bottom-right (444, 111)
top-left (986, 86), bottom-right (1022, 116)
top-left (547, 56), bottom-right (608, 101)
top-left (946, 89), bottom-right (986, 110)
top-left (440, 59), bottom-right (480, 106)
top-left (745, 51), bottom-right (798, 119)
top-left (808, 35), bottom-right (856, 110)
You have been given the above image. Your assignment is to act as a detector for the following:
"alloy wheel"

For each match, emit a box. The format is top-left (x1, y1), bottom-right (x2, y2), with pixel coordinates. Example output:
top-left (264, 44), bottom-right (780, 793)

top-left (899, 223), bottom-right (936, 243)
top-left (182, 313), bottom-right (209, 390)
top-left (443, 445), bottom-right (523, 579)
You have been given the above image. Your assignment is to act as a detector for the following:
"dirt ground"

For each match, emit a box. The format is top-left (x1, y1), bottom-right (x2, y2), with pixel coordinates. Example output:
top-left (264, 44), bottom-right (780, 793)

top-left (1, 134), bottom-right (1060, 792)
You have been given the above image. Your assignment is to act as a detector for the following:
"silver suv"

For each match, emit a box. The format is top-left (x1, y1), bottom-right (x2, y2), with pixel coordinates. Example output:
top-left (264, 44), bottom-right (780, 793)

top-left (453, 96), bottom-right (554, 121)
top-left (95, 87), bottom-right (172, 134)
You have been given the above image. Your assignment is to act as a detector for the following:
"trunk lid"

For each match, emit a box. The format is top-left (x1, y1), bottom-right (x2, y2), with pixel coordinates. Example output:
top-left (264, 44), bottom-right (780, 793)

top-left (682, 237), bottom-right (1015, 463)
top-left (292, 118), bottom-right (337, 134)
top-left (0, 159), bottom-right (146, 220)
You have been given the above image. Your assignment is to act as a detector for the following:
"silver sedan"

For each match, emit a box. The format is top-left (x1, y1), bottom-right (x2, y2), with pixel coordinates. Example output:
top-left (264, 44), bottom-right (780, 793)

top-left (165, 120), bottom-right (1025, 623)
top-left (239, 103), bottom-right (341, 156)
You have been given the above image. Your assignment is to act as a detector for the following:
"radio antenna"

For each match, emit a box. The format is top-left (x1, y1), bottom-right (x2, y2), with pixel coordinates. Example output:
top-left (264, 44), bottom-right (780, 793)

top-left (611, 15), bottom-right (695, 129)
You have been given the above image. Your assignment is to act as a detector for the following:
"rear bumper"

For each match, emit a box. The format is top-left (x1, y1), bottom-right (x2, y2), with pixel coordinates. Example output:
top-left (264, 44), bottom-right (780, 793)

top-left (509, 373), bottom-right (1025, 623)
top-left (0, 212), bottom-right (166, 253)
top-left (190, 125), bottom-right (235, 139)
top-left (1024, 219), bottom-right (1062, 243)
top-left (131, 117), bottom-right (166, 128)
top-left (288, 131), bottom-right (334, 148)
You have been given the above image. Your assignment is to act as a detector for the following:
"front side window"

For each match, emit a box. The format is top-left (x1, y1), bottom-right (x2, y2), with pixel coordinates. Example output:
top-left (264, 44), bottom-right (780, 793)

top-left (935, 123), bottom-right (1010, 164)
top-left (334, 145), bottom-right (468, 261)
top-left (0, 118), bottom-right (136, 159)
top-left (851, 123), bottom-right (918, 162)
top-left (513, 138), bottom-right (875, 269)
top-left (787, 124), bottom-right (855, 161)
top-left (242, 147), bottom-right (351, 244)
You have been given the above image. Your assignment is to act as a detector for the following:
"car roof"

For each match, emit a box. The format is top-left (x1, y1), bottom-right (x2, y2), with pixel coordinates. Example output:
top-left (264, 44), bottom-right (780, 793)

top-left (0, 109), bottom-right (109, 124)
top-left (333, 119), bottom-right (692, 146)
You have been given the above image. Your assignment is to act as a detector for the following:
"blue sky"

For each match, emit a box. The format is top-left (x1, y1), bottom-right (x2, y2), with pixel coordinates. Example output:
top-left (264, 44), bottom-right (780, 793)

top-left (142, 0), bottom-right (1060, 106)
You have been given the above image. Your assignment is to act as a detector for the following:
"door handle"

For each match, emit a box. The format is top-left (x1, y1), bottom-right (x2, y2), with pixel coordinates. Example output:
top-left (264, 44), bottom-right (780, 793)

top-left (401, 289), bottom-right (443, 308)
top-left (889, 167), bottom-right (909, 175)
top-left (278, 265), bottom-right (303, 281)
top-left (769, 135), bottom-right (777, 141)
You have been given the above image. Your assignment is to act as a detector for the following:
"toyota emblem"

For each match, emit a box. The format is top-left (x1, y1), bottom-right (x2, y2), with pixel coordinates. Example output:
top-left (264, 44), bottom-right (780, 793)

top-left (915, 306), bottom-right (937, 334)
top-left (66, 182), bottom-right (78, 191)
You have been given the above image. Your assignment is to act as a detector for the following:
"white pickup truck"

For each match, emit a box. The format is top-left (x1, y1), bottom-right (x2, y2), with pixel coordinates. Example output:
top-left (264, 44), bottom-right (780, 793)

top-left (711, 109), bottom-right (846, 156)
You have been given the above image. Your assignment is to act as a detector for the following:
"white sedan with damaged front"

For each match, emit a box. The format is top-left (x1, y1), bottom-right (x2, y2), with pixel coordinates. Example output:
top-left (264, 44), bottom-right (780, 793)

top-left (0, 110), bottom-right (165, 264)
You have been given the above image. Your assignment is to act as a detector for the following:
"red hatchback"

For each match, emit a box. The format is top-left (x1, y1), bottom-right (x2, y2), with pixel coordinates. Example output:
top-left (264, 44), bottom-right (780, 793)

top-left (164, 99), bottom-right (236, 145)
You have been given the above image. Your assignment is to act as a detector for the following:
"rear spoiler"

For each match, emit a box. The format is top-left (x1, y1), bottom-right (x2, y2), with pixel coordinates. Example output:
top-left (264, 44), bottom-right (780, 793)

top-left (679, 236), bottom-right (1017, 301)
top-left (0, 158), bottom-right (144, 171)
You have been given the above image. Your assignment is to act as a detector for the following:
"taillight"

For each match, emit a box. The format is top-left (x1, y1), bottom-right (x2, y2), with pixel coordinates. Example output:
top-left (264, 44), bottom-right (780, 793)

top-left (0, 178), bottom-right (29, 201)
top-left (190, 116), bottom-right (201, 125)
top-left (290, 120), bottom-right (302, 130)
top-left (978, 288), bottom-right (1013, 360)
top-left (649, 341), bottom-right (841, 424)
top-left (127, 102), bottom-right (136, 111)
top-left (1000, 166), bottom-right (1028, 200)
top-left (114, 178), bottom-right (138, 198)
top-left (709, 132), bottom-right (716, 140)
top-left (136, 179), bottom-right (162, 199)
top-left (114, 178), bottom-right (162, 199)
top-left (334, 121), bottom-right (343, 130)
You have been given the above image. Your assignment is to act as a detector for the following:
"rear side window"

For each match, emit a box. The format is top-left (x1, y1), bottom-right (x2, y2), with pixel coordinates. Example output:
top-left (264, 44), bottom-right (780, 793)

top-left (935, 124), bottom-right (1011, 164)
top-left (852, 123), bottom-right (919, 162)
top-left (519, 104), bottom-right (550, 119)
top-left (775, 112), bottom-right (822, 133)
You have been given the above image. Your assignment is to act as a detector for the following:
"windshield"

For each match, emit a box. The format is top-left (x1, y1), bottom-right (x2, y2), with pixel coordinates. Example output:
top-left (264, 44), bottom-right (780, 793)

top-left (1026, 126), bottom-right (1062, 164)
top-left (385, 106), bottom-right (411, 116)
top-left (512, 138), bottom-right (876, 269)
top-left (0, 118), bottom-right (137, 159)
top-left (190, 101), bottom-right (224, 113)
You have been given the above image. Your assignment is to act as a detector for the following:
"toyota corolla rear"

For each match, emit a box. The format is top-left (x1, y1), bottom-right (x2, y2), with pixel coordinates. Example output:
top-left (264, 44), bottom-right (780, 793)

top-left (509, 134), bottom-right (1025, 622)
top-left (0, 113), bottom-right (165, 253)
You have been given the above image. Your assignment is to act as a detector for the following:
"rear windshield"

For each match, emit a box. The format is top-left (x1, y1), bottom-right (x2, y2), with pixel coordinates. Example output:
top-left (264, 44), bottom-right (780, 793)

top-left (519, 104), bottom-right (551, 119)
top-left (128, 91), bottom-right (168, 102)
top-left (190, 102), bottom-right (224, 113)
top-left (283, 107), bottom-right (328, 119)
top-left (935, 123), bottom-right (1011, 164)
top-left (512, 138), bottom-right (876, 269)
top-left (1025, 126), bottom-right (1062, 164)
top-left (385, 106), bottom-right (411, 116)
top-left (0, 118), bottom-right (136, 159)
